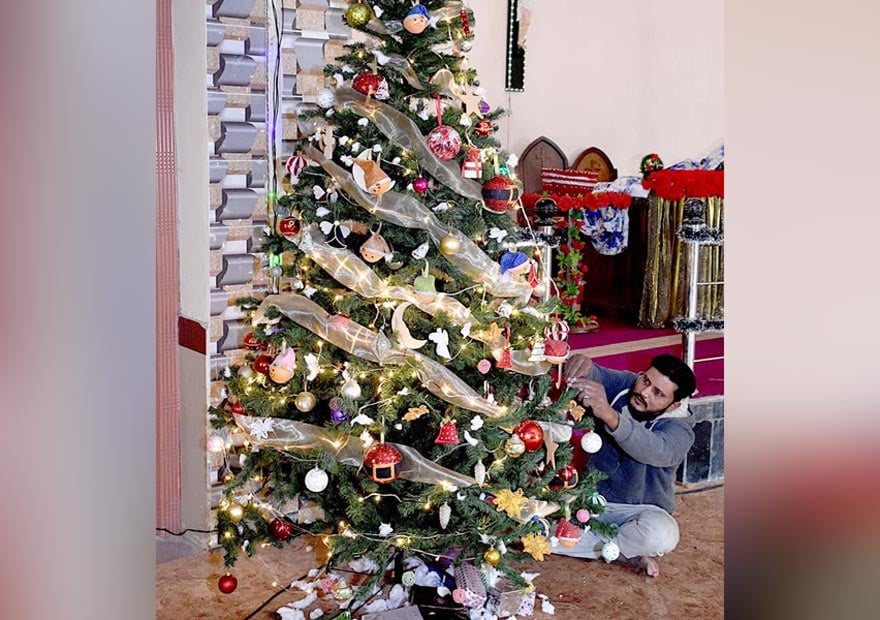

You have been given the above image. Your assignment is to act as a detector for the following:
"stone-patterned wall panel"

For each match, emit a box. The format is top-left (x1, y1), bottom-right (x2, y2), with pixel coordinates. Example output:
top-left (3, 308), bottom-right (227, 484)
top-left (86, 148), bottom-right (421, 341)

top-left (207, 2), bottom-right (271, 380)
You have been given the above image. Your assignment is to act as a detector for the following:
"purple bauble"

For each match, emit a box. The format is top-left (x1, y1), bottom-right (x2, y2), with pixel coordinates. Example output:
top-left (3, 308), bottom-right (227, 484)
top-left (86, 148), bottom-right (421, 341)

top-left (479, 100), bottom-right (491, 114)
top-left (331, 408), bottom-right (348, 424)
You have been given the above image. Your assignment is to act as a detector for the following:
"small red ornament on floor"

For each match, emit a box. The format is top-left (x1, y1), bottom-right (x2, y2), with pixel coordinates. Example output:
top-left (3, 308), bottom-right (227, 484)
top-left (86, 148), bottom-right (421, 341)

top-left (218, 574), bottom-right (238, 594)
top-left (270, 518), bottom-right (293, 541)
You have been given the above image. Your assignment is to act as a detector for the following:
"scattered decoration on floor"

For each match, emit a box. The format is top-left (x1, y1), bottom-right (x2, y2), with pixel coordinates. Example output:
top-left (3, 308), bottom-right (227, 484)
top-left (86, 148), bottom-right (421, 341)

top-left (601, 540), bottom-right (620, 562)
top-left (217, 573), bottom-right (238, 594)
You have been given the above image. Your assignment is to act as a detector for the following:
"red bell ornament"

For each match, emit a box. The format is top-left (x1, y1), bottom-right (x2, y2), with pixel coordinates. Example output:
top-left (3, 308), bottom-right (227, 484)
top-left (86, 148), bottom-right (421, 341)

top-left (363, 442), bottom-right (403, 483)
top-left (434, 418), bottom-right (460, 445)
top-left (515, 420), bottom-right (544, 452)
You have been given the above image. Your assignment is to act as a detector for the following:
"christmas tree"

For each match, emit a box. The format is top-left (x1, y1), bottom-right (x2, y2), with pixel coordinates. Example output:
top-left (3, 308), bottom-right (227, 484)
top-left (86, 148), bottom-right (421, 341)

top-left (210, 0), bottom-right (612, 607)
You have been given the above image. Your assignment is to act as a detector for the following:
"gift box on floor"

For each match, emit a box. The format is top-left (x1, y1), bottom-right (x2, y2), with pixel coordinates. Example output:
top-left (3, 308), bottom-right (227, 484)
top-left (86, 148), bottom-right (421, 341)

top-left (409, 585), bottom-right (468, 619)
top-left (453, 563), bottom-right (487, 609)
top-left (486, 578), bottom-right (533, 618)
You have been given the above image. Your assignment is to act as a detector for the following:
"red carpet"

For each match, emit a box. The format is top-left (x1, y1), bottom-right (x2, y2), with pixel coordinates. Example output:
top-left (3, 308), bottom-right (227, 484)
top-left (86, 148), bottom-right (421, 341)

top-left (568, 316), bottom-right (724, 398)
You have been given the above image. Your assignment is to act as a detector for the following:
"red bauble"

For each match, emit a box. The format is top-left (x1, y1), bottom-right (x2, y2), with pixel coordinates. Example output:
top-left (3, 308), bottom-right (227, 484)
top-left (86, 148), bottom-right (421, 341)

top-left (278, 217), bottom-right (301, 237)
top-left (363, 443), bottom-right (403, 483)
top-left (253, 354), bottom-right (272, 375)
top-left (270, 518), bottom-right (294, 541)
top-left (413, 177), bottom-right (429, 194)
top-left (352, 72), bottom-right (390, 100)
top-left (426, 125), bottom-right (462, 160)
top-left (230, 401), bottom-right (245, 414)
top-left (481, 175), bottom-right (521, 213)
top-left (515, 420), bottom-right (544, 451)
top-left (218, 574), bottom-right (238, 594)
top-left (474, 119), bottom-right (493, 137)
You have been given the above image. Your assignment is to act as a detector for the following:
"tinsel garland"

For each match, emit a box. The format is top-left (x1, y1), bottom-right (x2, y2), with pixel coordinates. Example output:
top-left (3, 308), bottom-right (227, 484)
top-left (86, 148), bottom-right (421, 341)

top-left (677, 227), bottom-right (724, 245)
top-left (672, 316), bottom-right (725, 334)
top-left (641, 170), bottom-right (724, 200)
top-left (521, 190), bottom-right (632, 212)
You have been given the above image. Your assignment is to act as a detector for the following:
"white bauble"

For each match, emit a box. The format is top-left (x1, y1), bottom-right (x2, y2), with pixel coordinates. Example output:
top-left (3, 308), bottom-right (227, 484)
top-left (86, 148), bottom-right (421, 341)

top-left (239, 365), bottom-right (254, 379)
top-left (316, 87), bottom-right (336, 108)
top-left (601, 540), bottom-right (620, 562)
top-left (304, 467), bottom-right (329, 492)
top-left (340, 378), bottom-right (362, 400)
top-left (580, 431), bottom-right (603, 454)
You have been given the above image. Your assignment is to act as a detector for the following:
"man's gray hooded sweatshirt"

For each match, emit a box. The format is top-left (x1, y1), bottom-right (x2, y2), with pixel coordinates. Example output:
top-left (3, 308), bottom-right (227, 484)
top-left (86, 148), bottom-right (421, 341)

top-left (585, 363), bottom-right (695, 514)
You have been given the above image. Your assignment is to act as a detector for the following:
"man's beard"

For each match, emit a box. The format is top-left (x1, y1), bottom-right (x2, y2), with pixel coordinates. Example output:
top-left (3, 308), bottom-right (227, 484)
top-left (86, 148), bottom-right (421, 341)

top-left (628, 391), bottom-right (665, 422)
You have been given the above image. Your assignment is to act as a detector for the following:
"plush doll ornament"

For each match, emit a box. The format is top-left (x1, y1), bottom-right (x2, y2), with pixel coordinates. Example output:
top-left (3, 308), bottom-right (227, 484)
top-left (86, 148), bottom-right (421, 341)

top-left (403, 4), bottom-right (431, 34)
top-left (268, 347), bottom-right (297, 384)
top-left (352, 158), bottom-right (395, 196)
top-left (499, 251), bottom-right (530, 275)
top-left (359, 229), bottom-right (392, 263)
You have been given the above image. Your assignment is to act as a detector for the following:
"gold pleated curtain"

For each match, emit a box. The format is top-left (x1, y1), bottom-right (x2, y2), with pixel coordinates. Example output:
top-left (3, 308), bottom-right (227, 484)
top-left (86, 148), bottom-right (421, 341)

top-left (638, 195), bottom-right (724, 328)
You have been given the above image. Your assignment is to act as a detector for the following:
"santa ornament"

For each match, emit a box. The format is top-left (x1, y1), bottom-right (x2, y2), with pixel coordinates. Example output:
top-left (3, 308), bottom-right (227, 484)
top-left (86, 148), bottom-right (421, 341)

top-left (363, 442), bottom-right (403, 483)
top-left (481, 175), bottom-right (520, 213)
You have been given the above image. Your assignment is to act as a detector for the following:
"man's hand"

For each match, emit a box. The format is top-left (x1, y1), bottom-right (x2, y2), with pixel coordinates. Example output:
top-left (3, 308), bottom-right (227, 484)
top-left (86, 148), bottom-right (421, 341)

top-left (568, 377), bottom-right (620, 432)
top-left (564, 354), bottom-right (594, 381)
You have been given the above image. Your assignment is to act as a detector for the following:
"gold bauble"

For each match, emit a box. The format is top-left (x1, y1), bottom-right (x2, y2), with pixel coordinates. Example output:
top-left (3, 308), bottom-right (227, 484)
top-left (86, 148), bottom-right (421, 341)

top-left (294, 391), bottom-right (317, 412)
top-left (345, 3), bottom-right (373, 27)
top-left (439, 232), bottom-right (461, 256)
top-left (504, 434), bottom-right (526, 457)
top-left (483, 548), bottom-right (502, 566)
top-left (227, 502), bottom-right (245, 522)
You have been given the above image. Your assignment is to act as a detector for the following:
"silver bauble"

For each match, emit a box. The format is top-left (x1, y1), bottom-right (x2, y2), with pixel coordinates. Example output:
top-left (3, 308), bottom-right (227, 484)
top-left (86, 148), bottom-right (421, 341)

top-left (340, 378), bottom-right (362, 400)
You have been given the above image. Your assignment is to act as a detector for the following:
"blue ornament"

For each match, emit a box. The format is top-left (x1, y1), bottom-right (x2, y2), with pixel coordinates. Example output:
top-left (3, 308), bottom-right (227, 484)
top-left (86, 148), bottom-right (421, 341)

top-left (499, 251), bottom-right (528, 275)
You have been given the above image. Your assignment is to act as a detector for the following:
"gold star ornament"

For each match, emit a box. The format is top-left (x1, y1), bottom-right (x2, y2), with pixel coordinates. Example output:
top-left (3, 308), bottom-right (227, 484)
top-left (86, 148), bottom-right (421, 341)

top-left (492, 488), bottom-right (527, 519)
top-left (520, 533), bottom-right (551, 561)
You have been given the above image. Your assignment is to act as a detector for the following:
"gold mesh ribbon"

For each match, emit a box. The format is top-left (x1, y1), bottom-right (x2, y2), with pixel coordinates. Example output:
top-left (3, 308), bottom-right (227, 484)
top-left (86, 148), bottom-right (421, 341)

top-left (295, 225), bottom-right (551, 376)
top-left (638, 196), bottom-right (724, 327)
top-left (234, 415), bottom-right (478, 489)
top-left (303, 144), bottom-right (533, 303)
top-left (332, 86), bottom-right (483, 202)
top-left (252, 293), bottom-right (508, 417)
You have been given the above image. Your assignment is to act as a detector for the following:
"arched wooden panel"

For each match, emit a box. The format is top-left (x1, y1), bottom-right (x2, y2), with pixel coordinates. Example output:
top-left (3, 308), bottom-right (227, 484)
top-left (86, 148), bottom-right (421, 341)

top-left (516, 136), bottom-right (567, 195)
top-left (572, 146), bottom-right (618, 182)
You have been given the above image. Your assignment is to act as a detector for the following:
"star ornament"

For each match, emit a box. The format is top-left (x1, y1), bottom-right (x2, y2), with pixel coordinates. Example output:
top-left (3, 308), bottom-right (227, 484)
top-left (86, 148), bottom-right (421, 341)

top-left (493, 488), bottom-right (527, 519)
top-left (521, 533), bottom-right (551, 561)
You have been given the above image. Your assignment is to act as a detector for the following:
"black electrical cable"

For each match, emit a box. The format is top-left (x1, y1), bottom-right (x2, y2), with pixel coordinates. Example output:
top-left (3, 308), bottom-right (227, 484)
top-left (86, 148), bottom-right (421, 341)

top-left (156, 527), bottom-right (217, 536)
top-left (242, 561), bottom-right (330, 620)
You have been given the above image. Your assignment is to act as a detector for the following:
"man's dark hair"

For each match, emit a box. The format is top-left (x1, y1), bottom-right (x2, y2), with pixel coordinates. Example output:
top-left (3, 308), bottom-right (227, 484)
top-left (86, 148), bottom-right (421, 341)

top-left (650, 354), bottom-right (697, 402)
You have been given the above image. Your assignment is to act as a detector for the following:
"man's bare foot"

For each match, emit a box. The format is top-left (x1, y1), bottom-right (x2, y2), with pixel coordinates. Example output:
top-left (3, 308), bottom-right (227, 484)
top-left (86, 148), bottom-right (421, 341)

top-left (620, 555), bottom-right (660, 577)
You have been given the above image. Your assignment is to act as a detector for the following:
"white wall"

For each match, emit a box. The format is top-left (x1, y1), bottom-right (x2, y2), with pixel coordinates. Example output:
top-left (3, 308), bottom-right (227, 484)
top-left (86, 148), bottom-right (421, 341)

top-left (469, 0), bottom-right (723, 175)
